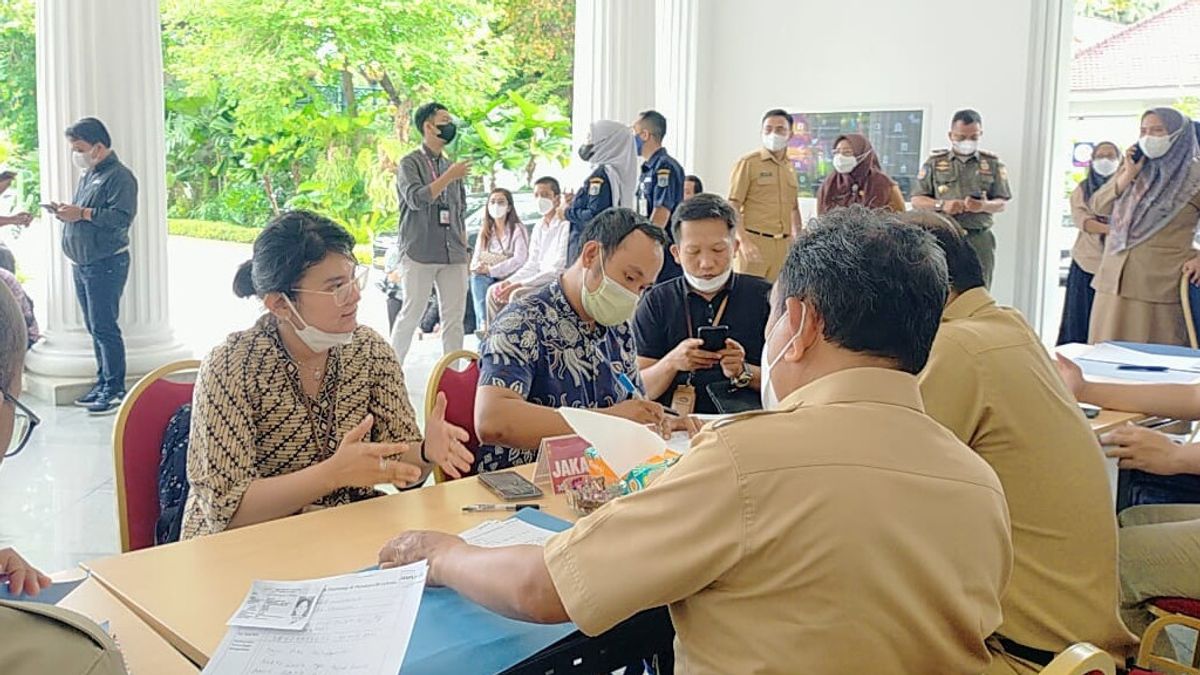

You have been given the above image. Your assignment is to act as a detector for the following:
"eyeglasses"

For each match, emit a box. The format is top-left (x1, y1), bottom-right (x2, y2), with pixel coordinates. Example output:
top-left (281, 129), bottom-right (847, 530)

top-left (291, 265), bottom-right (368, 307)
top-left (1, 387), bottom-right (39, 459)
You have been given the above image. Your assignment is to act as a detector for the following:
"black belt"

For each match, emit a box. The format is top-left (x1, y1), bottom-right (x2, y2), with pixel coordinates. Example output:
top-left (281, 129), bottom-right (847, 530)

top-left (995, 636), bottom-right (1056, 667)
top-left (743, 228), bottom-right (789, 240)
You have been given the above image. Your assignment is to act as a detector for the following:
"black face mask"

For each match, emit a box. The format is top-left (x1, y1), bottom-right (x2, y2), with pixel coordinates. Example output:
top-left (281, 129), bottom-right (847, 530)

top-left (436, 122), bottom-right (457, 143)
top-left (578, 143), bottom-right (595, 162)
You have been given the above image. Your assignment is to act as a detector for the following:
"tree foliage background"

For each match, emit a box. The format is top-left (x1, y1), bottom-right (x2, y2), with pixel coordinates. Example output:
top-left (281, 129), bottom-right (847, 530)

top-left (0, 0), bottom-right (575, 241)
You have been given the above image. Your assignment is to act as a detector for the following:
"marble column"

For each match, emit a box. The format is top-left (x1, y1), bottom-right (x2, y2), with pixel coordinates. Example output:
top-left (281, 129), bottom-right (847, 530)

top-left (570, 0), bottom-right (657, 152)
top-left (653, 0), bottom-right (700, 172)
top-left (28, 0), bottom-right (189, 403)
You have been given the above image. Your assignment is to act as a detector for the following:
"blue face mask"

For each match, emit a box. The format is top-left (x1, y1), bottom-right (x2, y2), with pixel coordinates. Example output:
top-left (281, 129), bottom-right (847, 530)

top-left (634, 132), bottom-right (645, 157)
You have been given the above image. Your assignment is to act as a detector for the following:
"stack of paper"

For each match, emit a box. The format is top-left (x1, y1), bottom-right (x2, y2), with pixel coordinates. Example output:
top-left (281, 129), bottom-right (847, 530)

top-left (459, 517), bottom-right (559, 548)
top-left (202, 562), bottom-right (427, 675)
top-left (1058, 342), bottom-right (1200, 384)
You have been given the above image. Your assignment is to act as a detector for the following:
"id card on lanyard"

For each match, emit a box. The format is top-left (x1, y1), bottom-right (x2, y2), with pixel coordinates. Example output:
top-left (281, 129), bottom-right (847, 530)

top-left (674, 288), bottom-right (730, 416)
top-left (422, 151), bottom-right (452, 227)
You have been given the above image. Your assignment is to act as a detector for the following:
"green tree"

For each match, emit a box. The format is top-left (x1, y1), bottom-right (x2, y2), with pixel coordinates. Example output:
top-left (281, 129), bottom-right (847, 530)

top-left (492, 0), bottom-right (575, 108)
top-left (1075, 0), bottom-right (1164, 24)
top-left (0, 0), bottom-right (38, 202)
top-left (456, 91), bottom-right (572, 190)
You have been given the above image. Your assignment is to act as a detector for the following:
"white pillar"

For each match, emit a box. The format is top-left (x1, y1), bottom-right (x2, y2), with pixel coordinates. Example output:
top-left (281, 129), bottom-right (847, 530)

top-left (28, 0), bottom-right (189, 403)
top-left (654, 0), bottom-right (700, 172)
top-left (570, 0), bottom-right (656, 165)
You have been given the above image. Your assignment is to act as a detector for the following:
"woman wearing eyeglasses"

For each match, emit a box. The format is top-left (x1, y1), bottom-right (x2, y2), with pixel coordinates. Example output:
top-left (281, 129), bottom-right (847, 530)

top-left (180, 210), bottom-right (474, 539)
top-left (0, 284), bottom-right (128, 674)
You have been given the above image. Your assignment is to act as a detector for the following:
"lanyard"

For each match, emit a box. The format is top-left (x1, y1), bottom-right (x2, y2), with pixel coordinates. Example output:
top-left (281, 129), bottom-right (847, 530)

top-left (421, 149), bottom-right (441, 181)
top-left (683, 286), bottom-right (730, 338)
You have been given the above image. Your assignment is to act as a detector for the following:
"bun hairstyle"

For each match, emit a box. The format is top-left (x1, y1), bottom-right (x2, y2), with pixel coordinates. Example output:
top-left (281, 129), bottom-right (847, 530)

top-left (232, 210), bottom-right (356, 299)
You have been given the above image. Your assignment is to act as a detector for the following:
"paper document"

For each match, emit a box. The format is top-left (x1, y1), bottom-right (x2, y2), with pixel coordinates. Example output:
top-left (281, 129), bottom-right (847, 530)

top-left (557, 407), bottom-right (673, 478)
top-left (1077, 343), bottom-right (1200, 372)
top-left (0, 575), bottom-right (86, 605)
top-left (227, 581), bottom-right (323, 630)
top-left (203, 562), bottom-right (427, 675)
top-left (460, 517), bottom-right (558, 548)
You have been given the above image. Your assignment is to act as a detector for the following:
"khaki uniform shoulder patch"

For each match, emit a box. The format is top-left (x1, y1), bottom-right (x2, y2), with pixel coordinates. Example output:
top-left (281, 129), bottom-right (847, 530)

top-left (930, 148), bottom-right (951, 157)
top-left (979, 149), bottom-right (999, 159)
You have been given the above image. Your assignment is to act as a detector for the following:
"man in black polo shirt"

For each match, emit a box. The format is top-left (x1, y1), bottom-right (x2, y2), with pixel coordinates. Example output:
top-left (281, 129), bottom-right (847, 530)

top-left (50, 117), bottom-right (138, 415)
top-left (634, 194), bottom-right (771, 415)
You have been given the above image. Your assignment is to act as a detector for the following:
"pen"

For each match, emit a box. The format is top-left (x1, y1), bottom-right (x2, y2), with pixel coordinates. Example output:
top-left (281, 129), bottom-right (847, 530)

top-left (462, 503), bottom-right (540, 512)
top-left (615, 372), bottom-right (680, 417)
top-left (1117, 365), bottom-right (1169, 372)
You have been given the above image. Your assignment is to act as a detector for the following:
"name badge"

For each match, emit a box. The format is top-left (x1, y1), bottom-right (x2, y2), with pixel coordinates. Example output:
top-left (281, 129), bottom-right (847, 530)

top-left (438, 206), bottom-right (451, 226)
top-left (670, 384), bottom-right (697, 417)
top-left (637, 194), bottom-right (649, 217)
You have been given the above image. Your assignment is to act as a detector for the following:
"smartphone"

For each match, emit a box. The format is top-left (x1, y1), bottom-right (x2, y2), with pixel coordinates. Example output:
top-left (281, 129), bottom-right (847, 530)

top-left (478, 471), bottom-right (544, 501)
top-left (40, 203), bottom-right (57, 213)
top-left (1131, 145), bottom-right (1144, 164)
top-left (0, 171), bottom-right (15, 182)
top-left (1080, 403), bottom-right (1101, 419)
top-left (697, 325), bottom-right (729, 353)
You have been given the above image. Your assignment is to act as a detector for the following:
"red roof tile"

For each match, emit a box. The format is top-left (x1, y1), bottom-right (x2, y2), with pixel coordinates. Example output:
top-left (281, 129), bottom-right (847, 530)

top-left (1071, 0), bottom-right (1200, 91)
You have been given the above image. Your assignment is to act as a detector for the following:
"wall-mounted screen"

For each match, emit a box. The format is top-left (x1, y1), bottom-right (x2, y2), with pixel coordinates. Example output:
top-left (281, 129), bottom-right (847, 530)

top-left (785, 110), bottom-right (926, 199)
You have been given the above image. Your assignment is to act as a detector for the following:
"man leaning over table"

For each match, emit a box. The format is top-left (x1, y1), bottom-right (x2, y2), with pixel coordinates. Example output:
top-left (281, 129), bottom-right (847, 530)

top-left (0, 283), bottom-right (128, 673)
top-left (472, 207), bottom-right (672, 473)
top-left (380, 207), bottom-right (1013, 674)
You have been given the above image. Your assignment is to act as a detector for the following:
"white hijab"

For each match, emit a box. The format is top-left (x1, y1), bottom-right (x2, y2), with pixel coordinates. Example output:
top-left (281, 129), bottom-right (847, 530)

top-left (587, 120), bottom-right (639, 209)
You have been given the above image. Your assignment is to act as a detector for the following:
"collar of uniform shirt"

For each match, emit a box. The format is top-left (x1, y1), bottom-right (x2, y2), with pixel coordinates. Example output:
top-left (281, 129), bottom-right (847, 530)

top-left (943, 287), bottom-right (994, 323)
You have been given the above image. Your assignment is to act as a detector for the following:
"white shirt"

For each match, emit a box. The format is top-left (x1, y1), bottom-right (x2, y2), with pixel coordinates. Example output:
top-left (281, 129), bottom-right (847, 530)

top-left (507, 215), bottom-right (569, 288)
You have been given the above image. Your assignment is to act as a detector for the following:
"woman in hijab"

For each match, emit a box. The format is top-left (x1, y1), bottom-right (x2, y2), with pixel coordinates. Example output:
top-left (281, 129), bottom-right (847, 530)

top-left (565, 119), bottom-right (640, 262)
top-left (1090, 108), bottom-right (1200, 345)
top-left (1057, 141), bottom-right (1121, 345)
top-left (815, 134), bottom-right (906, 215)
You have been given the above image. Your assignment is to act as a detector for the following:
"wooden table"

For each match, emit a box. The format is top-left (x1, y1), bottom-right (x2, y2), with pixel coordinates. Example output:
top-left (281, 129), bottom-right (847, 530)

top-left (1091, 409), bottom-right (1149, 435)
top-left (57, 577), bottom-right (199, 674)
top-left (83, 464), bottom-right (573, 667)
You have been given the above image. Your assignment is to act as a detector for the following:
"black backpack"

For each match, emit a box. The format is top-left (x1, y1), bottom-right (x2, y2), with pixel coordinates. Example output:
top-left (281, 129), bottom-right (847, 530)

top-left (155, 403), bottom-right (192, 546)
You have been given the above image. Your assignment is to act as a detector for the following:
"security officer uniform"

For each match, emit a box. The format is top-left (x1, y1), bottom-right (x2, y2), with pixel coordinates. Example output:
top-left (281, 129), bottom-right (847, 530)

top-left (637, 147), bottom-right (685, 284)
top-left (914, 148), bottom-right (1012, 287)
top-left (543, 367), bottom-right (1013, 674)
top-left (565, 166), bottom-right (613, 264)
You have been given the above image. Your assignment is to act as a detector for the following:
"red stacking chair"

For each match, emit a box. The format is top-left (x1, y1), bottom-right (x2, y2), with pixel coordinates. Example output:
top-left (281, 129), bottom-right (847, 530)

top-left (424, 350), bottom-right (480, 482)
top-left (1137, 598), bottom-right (1200, 674)
top-left (112, 360), bottom-right (200, 552)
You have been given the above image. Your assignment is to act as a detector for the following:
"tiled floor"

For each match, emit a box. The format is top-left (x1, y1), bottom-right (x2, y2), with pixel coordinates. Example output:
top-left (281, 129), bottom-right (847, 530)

top-left (0, 234), bottom-right (477, 572)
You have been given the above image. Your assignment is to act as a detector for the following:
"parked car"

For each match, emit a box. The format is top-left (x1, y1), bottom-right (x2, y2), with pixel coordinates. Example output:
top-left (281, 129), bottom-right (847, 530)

top-left (373, 190), bottom-right (542, 335)
top-left (372, 190), bottom-right (541, 269)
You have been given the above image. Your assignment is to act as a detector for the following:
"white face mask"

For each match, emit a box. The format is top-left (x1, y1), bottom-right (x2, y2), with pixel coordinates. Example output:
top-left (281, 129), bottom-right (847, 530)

top-left (536, 196), bottom-right (556, 216)
top-left (952, 139), bottom-right (978, 156)
top-left (1091, 158), bottom-right (1119, 177)
top-left (760, 305), bottom-right (806, 410)
top-left (487, 203), bottom-right (509, 220)
top-left (1139, 134), bottom-right (1174, 160)
top-left (684, 268), bottom-right (732, 294)
top-left (832, 154), bottom-right (859, 174)
top-left (71, 150), bottom-right (93, 170)
top-left (762, 133), bottom-right (789, 153)
top-left (281, 296), bottom-right (354, 353)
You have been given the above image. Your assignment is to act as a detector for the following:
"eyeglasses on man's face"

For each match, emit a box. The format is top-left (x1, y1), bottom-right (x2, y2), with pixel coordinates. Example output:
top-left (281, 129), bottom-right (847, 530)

top-left (1, 387), bottom-right (39, 459)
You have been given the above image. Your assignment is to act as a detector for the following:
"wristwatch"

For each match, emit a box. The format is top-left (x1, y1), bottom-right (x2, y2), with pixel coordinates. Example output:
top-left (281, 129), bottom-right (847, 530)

top-left (731, 363), bottom-right (753, 389)
top-left (934, 200), bottom-right (945, 212)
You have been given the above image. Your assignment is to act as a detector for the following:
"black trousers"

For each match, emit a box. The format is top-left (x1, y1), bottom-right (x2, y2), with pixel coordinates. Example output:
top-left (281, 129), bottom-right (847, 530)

top-left (1056, 260), bottom-right (1095, 346)
top-left (72, 251), bottom-right (130, 391)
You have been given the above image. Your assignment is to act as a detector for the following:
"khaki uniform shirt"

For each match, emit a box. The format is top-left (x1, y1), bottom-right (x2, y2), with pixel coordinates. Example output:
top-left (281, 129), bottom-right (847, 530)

top-left (728, 148), bottom-right (798, 236)
top-left (914, 150), bottom-right (1013, 231)
top-left (544, 367), bottom-right (1012, 675)
top-left (0, 601), bottom-right (128, 674)
top-left (918, 288), bottom-right (1138, 672)
top-left (1090, 177), bottom-right (1200, 303)
top-left (1069, 184), bottom-right (1106, 275)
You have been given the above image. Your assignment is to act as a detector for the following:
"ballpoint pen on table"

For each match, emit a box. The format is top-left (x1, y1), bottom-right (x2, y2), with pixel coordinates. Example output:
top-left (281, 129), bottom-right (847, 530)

top-left (462, 503), bottom-right (540, 512)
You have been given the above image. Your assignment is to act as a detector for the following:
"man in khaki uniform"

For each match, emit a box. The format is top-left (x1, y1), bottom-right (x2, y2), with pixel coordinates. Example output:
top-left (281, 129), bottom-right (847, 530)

top-left (904, 211), bottom-right (1137, 674)
top-left (911, 109), bottom-right (1012, 287)
top-left (379, 206), bottom-right (1013, 674)
top-left (727, 108), bottom-right (802, 282)
top-left (0, 284), bottom-right (128, 674)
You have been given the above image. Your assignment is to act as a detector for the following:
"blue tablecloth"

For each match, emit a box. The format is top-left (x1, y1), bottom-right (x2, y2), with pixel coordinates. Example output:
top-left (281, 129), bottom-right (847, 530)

top-left (399, 509), bottom-right (578, 674)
